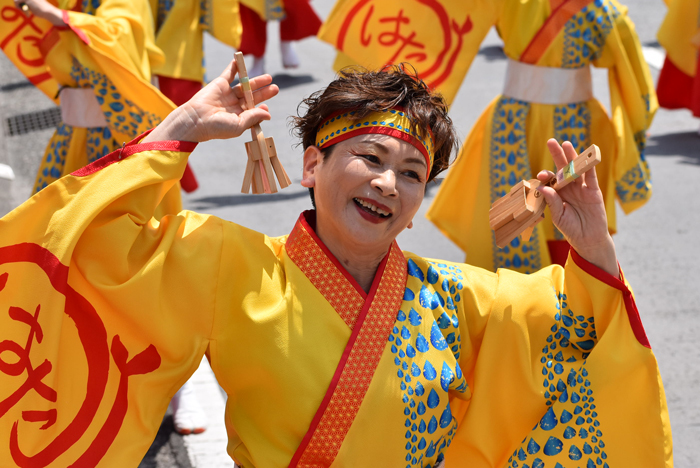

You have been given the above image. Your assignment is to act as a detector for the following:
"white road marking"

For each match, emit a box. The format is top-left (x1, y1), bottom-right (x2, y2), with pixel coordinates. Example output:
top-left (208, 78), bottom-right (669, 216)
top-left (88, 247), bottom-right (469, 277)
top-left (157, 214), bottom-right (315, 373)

top-left (182, 357), bottom-right (235, 467)
top-left (642, 46), bottom-right (666, 70)
top-left (0, 163), bottom-right (14, 180)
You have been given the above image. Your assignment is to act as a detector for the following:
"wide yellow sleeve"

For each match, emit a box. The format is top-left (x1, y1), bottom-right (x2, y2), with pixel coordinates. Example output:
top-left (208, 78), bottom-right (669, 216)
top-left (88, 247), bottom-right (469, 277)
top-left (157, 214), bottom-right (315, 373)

top-left (56, 0), bottom-right (174, 143)
top-left (63, 0), bottom-right (164, 78)
top-left (151, 0), bottom-right (241, 81)
top-left (594, 6), bottom-right (657, 214)
top-left (447, 252), bottom-right (672, 467)
top-left (657, 0), bottom-right (699, 76)
top-left (0, 134), bottom-right (222, 466)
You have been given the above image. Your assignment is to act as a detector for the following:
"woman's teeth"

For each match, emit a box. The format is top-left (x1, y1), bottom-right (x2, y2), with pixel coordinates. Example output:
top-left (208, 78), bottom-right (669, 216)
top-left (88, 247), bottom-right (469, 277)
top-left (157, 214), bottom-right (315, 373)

top-left (354, 198), bottom-right (391, 217)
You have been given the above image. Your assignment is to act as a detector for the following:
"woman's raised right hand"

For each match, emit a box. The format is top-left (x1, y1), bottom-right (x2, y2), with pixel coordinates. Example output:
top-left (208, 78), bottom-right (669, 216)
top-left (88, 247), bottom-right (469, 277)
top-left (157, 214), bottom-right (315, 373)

top-left (144, 61), bottom-right (279, 144)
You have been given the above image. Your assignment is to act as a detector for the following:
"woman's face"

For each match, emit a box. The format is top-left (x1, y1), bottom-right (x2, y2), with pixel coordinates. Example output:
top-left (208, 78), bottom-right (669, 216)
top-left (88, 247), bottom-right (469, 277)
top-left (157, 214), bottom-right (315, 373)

top-left (302, 133), bottom-right (428, 253)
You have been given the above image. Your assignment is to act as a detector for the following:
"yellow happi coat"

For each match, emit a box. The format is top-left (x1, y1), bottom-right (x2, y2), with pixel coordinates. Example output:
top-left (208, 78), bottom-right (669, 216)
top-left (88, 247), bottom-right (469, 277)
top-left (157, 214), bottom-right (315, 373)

top-left (0, 0), bottom-right (179, 211)
top-left (0, 134), bottom-right (671, 466)
top-left (149, 0), bottom-right (242, 83)
top-left (424, 0), bottom-right (656, 273)
top-left (657, 0), bottom-right (700, 86)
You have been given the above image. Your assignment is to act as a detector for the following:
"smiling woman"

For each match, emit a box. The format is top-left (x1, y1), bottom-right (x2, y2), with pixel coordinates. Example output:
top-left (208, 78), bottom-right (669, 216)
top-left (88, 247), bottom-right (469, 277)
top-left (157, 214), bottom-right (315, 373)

top-left (0, 62), bottom-right (673, 467)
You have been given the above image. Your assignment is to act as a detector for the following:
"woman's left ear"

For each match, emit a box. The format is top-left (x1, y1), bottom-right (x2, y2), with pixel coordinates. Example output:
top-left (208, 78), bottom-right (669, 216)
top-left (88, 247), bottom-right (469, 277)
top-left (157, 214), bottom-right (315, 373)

top-left (407, 220), bottom-right (414, 229)
top-left (300, 146), bottom-right (323, 188)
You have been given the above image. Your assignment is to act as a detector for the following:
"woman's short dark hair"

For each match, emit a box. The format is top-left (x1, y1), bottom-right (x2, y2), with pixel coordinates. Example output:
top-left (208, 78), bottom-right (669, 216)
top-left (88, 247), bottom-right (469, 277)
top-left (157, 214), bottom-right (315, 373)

top-left (292, 65), bottom-right (459, 205)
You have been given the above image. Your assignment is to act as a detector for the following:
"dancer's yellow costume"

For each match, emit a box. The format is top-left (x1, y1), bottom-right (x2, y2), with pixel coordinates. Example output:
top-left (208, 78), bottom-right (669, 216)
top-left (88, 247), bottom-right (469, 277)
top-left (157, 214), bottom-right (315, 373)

top-left (0, 0), bottom-right (179, 213)
top-left (425, 0), bottom-right (655, 272)
top-left (0, 126), bottom-right (671, 466)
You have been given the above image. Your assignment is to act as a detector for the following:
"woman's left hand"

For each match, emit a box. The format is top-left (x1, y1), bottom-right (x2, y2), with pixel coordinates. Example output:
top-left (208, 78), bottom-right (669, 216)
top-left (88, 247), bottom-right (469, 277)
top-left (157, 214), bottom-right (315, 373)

top-left (536, 139), bottom-right (619, 277)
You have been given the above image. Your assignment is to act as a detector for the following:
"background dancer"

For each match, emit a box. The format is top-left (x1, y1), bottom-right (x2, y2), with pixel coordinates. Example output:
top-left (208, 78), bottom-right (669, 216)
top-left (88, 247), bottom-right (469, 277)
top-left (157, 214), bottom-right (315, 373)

top-left (237, 0), bottom-right (322, 76)
top-left (4, 0), bottom-right (181, 215)
top-left (425, 0), bottom-right (656, 273)
top-left (655, 0), bottom-right (700, 133)
top-left (150, 0), bottom-right (244, 193)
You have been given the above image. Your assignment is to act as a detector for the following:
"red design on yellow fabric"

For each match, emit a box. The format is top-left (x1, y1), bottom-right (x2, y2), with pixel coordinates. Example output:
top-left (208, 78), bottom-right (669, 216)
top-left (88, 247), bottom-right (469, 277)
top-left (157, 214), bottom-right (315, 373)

top-left (287, 214), bottom-right (407, 467)
top-left (285, 214), bottom-right (366, 330)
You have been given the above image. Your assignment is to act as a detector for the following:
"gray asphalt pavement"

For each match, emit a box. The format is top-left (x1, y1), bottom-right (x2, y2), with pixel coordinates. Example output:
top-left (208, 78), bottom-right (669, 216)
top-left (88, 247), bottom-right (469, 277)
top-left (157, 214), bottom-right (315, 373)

top-left (0, 0), bottom-right (698, 465)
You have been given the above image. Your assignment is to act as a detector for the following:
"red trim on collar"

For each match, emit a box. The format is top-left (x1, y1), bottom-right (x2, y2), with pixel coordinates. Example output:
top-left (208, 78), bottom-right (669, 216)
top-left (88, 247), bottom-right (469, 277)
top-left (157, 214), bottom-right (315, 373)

top-left (570, 249), bottom-right (651, 349)
top-left (71, 129), bottom-right (198, 177)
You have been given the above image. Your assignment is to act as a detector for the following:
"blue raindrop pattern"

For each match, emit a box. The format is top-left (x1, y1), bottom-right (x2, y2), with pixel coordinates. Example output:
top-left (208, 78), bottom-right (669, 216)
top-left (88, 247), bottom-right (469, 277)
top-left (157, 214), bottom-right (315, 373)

top-left (616, 130), bottom-right (652, 208)
top-left (561, 0), bottom-right (619, 69)
top-left (389, 257), bottom-right (470, 467)
top-left (33, 123), bottom-right (74, 193)
top-left (69, 59), bottom-right (162, 141)
top-left (488, 98), bottom-right (542, 273)
top-left (506, 289), bottom-right (609, 468)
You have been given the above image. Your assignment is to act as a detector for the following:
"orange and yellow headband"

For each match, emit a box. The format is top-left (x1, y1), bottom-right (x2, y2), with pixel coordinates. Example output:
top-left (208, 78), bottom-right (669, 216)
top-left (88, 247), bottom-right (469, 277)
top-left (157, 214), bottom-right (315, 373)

top-left (315, 109), bottom-right (435, 177)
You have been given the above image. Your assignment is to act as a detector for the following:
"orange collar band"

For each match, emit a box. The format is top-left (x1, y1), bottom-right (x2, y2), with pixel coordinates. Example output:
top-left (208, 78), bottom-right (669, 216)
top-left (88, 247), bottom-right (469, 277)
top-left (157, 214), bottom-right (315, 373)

top-left (315, 109), bottom-right (434, 177)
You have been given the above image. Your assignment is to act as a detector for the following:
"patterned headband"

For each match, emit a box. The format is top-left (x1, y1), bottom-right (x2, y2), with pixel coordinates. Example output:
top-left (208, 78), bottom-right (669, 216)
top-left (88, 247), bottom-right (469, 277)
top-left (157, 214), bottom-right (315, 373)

top-left (315, 109), bottom-right (435, 177)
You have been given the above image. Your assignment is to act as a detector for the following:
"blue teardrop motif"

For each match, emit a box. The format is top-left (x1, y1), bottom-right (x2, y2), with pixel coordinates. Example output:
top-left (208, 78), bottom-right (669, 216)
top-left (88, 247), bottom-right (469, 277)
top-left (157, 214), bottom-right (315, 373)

top-left (416, 333), bottom-right (430, 352)
top-left (420, 285), bottom-right (435, 309)
top-left (423, 361), bottom-right (437, 380)
top-left (539, 407), bottom-right (558, 431)
top-left (427, 265), bottom-right (439, 284)
top-left (409, 308), bottom-right (422, 326)
top-left (427, 389), bottom-right (440, 409)
top-left (415, 381), bottom-right (425, 396)
top-left (427, 416), bottom-right (438, 434)
top-left (411, 363), bottom-right (421, 377)
top-left (397, 310), bottom-right (407, 321)
top-left (403, 288), bottom-right (415, 301)
top-left (417, 401), bottom-right (426, 415)
top-left (439, 404), bottom-right (452, 428)
top-left (560, 409), bottom-right (573, 423)
top-left (430, 322), bottom-right (448, 351)
top-left (543, 436), bottom-right (563, 455)
top-left (401, 326), bottom-right (411, 339)
top-left (406, 344), bottom-right (416, 358)
top-left (440, 362), bottom-right (454, 391)
top-left (527, 438), bottom-right (541, 454)
top-left (437, 312), bottom-right (452, 329)
top-left (569, 444), bottom-right (583, 460)
top-left (407, 259), bottom-right (424, 281)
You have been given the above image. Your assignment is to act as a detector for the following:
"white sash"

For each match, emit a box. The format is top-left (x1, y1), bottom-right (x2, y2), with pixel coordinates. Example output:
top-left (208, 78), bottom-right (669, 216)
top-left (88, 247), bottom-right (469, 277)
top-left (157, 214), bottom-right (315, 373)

top-left (502, 58), bottom-right (593, 105)
top-left (60, 87), bottom-right (108, 128)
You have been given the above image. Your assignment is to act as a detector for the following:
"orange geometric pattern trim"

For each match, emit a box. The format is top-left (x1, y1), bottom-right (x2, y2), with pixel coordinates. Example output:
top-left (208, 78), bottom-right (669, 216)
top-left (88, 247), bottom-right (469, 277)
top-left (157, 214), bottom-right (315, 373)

top-left (285, 211), bottom-right (367, 330)
top-left (520, 0), bottom-right (593, 64)
top-left (288, 224), bottom-right (407, 468)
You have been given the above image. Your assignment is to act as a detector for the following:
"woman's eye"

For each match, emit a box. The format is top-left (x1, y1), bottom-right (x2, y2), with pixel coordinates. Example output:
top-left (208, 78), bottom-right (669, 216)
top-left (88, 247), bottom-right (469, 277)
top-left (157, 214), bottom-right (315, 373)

top-left (361, 154), bottom-right (380, 164)
top-left (403, 170), bottom-right (422, 181)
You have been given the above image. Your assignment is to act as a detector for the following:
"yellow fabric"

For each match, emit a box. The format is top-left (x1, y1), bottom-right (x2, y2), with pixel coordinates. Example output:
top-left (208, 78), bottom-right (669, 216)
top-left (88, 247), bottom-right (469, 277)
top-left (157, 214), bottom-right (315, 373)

top-left (657, 0), bottom-right (699, 76)
top-left (150, 0), bottom-right (242, 82)
top-left (0, 1), bottom-right (60, 103)
top-left (427, 0), bottom-right (656, 273)
top-left (240, 0), bottom-right (285, 21)
top-left (318, 0), bottom-right (499, 105)
top-left (0, 136), bottom-right (671, 466)
top-left (19, 0), bottom-right (180, 213)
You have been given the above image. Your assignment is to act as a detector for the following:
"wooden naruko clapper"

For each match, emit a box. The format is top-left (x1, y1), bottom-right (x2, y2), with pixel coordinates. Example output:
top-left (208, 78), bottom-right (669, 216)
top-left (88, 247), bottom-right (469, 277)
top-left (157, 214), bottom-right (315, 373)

top-left (234, 52), bottom-right (291, 194)
top-left (489, 144), bottom-right (601, 248)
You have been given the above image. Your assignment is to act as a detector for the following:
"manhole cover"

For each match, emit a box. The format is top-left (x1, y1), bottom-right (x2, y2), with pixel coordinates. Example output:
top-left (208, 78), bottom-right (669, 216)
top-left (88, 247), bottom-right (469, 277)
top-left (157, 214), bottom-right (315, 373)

top-left (5, 107), bottom-right (61, 136)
